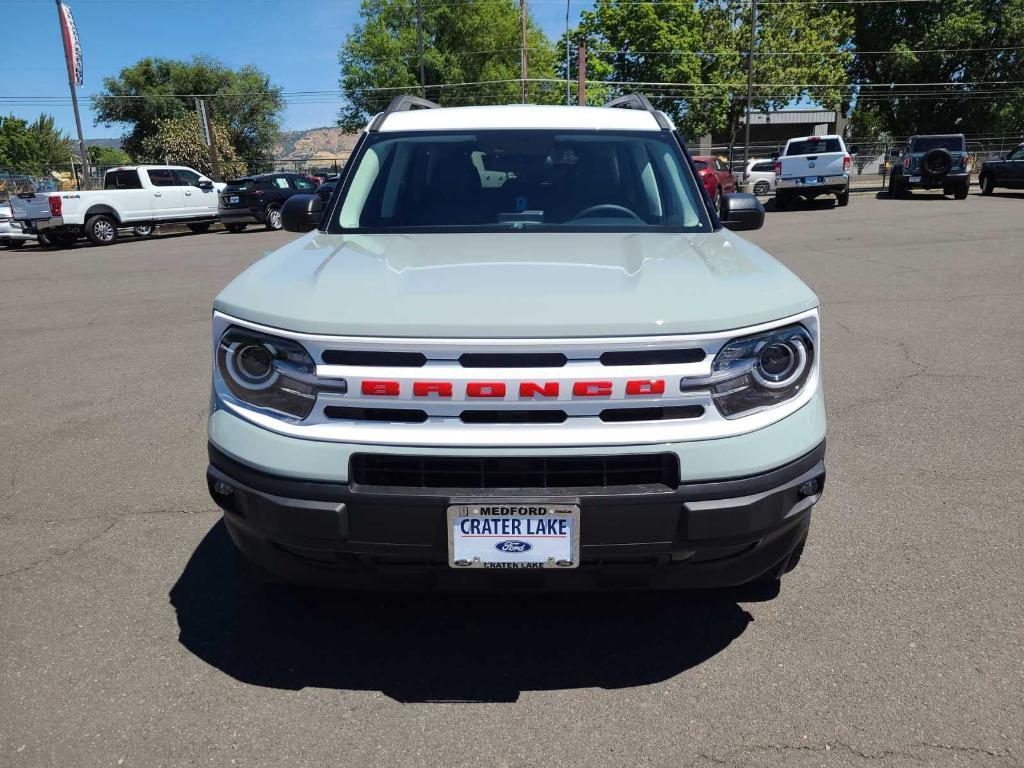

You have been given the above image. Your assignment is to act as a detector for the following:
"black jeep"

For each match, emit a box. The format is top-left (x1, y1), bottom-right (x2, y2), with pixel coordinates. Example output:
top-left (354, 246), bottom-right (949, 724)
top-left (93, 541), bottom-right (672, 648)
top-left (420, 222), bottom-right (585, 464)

top-left (888, 134), bottom-right (970, 199)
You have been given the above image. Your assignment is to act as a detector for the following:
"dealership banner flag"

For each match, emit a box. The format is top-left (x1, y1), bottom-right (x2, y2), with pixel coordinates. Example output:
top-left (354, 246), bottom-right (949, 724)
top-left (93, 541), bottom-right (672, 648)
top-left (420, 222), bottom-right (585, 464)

top-left (59, 3), bottom-right (83, 86)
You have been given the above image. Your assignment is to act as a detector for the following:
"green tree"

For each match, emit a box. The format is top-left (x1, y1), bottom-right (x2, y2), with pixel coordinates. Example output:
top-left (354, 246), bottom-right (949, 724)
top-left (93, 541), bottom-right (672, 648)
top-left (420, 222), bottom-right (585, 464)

top-left (87, 145), bottom-right (131, 169)
top-left (137, 114), bottom-right (246, 178)
top-left (338, 0), bottom-right (559, 130)
top-left (0, 114), bottom-right (74, 173)
top-left (849, 0), bottom-right (1024, 140)
top-left (576, 0), bottom-right (852, 144)
top-left (92, 56), bottom-right (284, 169)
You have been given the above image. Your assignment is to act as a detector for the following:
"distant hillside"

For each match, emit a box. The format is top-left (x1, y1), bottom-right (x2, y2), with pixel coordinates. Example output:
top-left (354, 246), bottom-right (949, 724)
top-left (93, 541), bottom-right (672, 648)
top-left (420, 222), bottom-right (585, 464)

top-left (84, 138), bottom-right (123, 149)
top-left (274, 127), bottom-right (359, 162)
top-left (86, 129), bottom-right (359, 165)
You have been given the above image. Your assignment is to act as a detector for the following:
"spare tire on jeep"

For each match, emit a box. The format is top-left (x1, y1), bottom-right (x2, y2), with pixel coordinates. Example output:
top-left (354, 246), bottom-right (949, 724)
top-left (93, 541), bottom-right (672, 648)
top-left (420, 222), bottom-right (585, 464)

top-left (921, 148), bottom-right (952, 178)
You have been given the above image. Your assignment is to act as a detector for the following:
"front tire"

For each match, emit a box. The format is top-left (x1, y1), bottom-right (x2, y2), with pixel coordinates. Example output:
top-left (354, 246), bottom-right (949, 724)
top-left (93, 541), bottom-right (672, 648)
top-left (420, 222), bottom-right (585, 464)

top-left (187, 222), bottom-right (211, 234)
top-left (979, 174), bottom-right (994, 196)
top-left (954, 182), bottom-right (969, 200)
top-left (225, 223), bottom-right (247, 233)
top-left (753, 180), bottom-right (770, 195)
top-left (85, 215), bottom-right (118, 246)
top-left (264, 206), bottom-right (283, 231)
top-left (836, 188), bottom-right (850, 207)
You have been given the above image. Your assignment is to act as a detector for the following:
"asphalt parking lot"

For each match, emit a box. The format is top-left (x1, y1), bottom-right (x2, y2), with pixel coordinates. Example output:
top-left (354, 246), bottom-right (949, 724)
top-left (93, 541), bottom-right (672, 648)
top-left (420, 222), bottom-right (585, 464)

top-left (1, 191), bottom-right (1022, 767)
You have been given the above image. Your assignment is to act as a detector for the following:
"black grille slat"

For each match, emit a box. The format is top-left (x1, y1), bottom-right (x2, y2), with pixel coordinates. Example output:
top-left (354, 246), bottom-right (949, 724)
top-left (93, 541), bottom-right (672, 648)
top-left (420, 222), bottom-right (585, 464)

top-left (350, 454), bottom-right (680, 490)
top-left (324, 406), bottom-right (428, 423)
top-left (459, 410), bottom-right (567, 424)
top-left (459, 353), bottom-right (568, 368)
top-left (600, 349), bottom-right (705, 366)
top-left (322, 350), bottom-right (427, 367)
top-left (600, 405), bottom-right (704, 422)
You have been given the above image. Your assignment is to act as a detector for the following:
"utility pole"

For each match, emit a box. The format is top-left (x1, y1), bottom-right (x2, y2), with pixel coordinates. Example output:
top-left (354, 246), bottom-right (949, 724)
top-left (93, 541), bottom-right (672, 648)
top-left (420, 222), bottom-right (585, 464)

top-left (55, 0), bottom-right (89, 189)
top-left (520, 0), bottom-right (528, 104)
top-left (565, 0), bottom-right (571, 105)
top-left (416, 0), bottom-right (426, 99)
top-left (742, 0), bottom-right (758, 166)
top-left (577, 38), bottom-right (587, 106)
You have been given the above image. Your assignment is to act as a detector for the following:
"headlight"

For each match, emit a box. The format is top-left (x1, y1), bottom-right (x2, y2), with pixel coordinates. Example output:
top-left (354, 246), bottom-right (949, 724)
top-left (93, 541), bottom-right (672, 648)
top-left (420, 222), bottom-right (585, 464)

top-left (702, 324), bottom-right (814, 417)
top-left (216, 326), bottom-right (331, 419)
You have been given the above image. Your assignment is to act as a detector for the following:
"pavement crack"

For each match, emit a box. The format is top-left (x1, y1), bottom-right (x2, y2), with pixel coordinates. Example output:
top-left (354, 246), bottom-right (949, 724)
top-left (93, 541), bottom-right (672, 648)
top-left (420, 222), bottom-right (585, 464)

top-left (0, 517), bottom-right (119, 579)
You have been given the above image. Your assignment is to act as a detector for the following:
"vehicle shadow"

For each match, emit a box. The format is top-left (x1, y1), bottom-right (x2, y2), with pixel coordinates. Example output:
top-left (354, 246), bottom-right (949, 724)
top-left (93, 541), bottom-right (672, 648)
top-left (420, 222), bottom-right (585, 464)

top-left (763, 197), bottom-right (837, 213)
top-left (872, 190), bottom-right (971, 201)
top-left (169, 522), bottom-right (758, 703)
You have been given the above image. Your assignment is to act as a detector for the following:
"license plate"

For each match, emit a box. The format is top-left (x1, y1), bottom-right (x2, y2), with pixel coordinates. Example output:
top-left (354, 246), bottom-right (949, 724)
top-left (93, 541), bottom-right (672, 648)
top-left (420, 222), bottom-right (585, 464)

top-left (447, 502), bottom-right (580, 569)
top-left (909, 176), bottom-right (921, 183)
top-left (803, 176), bottom-right (820, 184)
top-left (229, 195), bottom-right (239, 204)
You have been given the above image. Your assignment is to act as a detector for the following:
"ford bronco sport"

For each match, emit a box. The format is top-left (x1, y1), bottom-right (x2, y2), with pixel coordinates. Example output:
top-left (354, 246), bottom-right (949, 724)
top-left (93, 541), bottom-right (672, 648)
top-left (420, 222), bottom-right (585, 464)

top-left (888, 134), bottom-right (970, 199)
top-left (206, 95), bottom-right (826, 591)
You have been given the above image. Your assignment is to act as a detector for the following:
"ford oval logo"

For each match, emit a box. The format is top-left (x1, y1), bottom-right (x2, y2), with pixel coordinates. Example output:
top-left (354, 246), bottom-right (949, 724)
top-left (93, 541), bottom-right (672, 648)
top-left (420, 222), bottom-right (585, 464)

top-left (495, 540), bottom-right (532, 553)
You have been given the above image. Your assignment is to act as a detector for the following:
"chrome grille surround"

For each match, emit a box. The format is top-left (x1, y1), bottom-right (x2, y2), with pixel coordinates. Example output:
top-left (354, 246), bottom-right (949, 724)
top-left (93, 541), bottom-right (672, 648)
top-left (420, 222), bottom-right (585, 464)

top-left (212, 308), bottom-right (819, 448)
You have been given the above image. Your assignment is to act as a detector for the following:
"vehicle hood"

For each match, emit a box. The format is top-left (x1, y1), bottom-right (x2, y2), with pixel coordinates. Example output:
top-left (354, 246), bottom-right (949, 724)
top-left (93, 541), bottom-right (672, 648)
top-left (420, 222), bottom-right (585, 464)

top-left (214, 231), bottom-right (819, 338)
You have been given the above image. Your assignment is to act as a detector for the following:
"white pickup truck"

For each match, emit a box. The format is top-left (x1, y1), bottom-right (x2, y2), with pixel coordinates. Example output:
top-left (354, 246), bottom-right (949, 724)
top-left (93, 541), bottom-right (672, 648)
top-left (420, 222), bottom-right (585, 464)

top-left (773, 135), bottom-right (851, 210)
top-left (9, 165), bottom-right (223, 247)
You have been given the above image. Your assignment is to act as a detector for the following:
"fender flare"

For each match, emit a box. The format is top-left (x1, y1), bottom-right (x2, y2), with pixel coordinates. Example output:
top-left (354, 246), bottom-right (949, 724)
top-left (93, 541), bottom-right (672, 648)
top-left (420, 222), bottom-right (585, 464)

top-left (84, 204), bottom-right (122, 224)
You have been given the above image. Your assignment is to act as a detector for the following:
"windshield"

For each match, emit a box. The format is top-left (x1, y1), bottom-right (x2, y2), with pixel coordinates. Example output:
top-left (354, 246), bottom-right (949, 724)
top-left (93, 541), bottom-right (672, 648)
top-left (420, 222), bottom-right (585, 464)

top-left (331, 130), bottom-right (710, 233)
top-left (786, 138), bottom-right (841, 156)
top-left (911, 136), bottom-right (964, 153)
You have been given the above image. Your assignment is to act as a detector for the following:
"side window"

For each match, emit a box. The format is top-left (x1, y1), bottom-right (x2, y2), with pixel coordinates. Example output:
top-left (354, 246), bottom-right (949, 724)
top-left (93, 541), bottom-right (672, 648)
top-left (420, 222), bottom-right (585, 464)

top-left (173, 169), bottom-right (201, 186)
top-left (292, 176), bottom-right (315, 190)
top-left (753, 162), bottom-right (775, 173)
top-left (104, 170), bottom-right (142, 190)
top-left (1010, 147), bottom-right (1024, 161)
top-left (147, 169), bottom-right (177, 187)
top-left (273, 176), bottom-right (290, 190)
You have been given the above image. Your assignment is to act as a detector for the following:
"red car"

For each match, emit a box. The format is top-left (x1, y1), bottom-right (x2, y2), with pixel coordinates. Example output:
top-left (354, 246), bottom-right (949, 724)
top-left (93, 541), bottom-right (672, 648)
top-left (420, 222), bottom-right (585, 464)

top-left (691, 155), bottom-right (738, 206)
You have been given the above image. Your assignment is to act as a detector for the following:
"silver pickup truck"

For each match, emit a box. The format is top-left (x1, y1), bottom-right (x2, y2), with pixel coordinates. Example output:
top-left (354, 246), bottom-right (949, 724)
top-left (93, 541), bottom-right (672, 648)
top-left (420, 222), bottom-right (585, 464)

top-left (206, 95), bottom-right (826, 592)
top-left (9, 165), bottom-right (222, 247)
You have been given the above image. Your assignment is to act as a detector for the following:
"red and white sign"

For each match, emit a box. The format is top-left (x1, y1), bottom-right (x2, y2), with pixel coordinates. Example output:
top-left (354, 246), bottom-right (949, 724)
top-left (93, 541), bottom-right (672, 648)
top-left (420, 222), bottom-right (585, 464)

top-left (59, 4), bottom-right (83, 87)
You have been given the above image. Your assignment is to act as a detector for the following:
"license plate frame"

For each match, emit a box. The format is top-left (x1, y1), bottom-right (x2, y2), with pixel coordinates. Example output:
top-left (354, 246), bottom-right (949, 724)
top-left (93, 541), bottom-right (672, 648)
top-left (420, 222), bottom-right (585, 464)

top-left (909, 176), bottom-right (921, 183)
top-left (446, 501), bottom-right (580, 570)
top-left (803, 176), bottom-right (820, 185)
top-left (228, 195), bottom-right (240, 204)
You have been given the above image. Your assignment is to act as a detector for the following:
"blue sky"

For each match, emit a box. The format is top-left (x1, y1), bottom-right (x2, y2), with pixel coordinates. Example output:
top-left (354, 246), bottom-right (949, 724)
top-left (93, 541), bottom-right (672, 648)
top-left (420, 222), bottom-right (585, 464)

top-left (1, 0), bottom-right (591, 140)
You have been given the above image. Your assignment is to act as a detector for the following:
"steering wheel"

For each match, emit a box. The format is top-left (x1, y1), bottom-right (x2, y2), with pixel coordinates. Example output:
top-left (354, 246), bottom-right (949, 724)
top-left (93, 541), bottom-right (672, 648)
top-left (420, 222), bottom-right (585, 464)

top-left (570, 204), bottom-right (643, 222)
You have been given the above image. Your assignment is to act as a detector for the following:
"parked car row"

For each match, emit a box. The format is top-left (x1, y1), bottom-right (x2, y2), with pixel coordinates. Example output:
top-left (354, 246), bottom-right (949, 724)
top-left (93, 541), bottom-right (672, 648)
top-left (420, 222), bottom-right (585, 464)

top-left (4, 165), bottom-right (338, 248)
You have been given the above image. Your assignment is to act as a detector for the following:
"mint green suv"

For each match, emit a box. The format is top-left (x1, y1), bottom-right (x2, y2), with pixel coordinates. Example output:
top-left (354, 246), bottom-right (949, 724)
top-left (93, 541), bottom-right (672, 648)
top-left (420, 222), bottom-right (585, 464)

top-left (206, 95), bottom-right (826, 591)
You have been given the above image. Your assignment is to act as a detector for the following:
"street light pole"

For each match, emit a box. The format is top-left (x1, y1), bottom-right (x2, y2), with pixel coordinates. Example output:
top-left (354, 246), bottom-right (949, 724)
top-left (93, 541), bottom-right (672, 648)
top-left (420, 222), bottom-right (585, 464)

top-left (743, 0), bottom-right (758, 166)
top-left (520, 0), bottom-right (529, 103)
top-left (416, 0), bottom-right (426, 99)
top-left (55, 0), bottom-right (89, 189)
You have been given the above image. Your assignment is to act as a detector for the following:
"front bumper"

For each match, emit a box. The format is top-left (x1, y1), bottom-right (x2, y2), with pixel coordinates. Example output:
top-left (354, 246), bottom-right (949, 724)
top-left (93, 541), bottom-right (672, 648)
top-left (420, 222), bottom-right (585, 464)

top-left (207, 441), bottom-right (825, 591)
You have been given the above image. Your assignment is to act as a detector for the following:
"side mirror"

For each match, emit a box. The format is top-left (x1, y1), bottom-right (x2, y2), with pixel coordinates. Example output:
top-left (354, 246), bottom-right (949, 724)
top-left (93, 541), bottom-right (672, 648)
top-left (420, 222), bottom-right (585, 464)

top-left (719, 193), bottom-right (764, 231)
top-left (847, 144), bottom-right (859, 155)
top-left (281, 193), bottom-right (323, 233)
top-left (198, 180), bottom-right (214, 190)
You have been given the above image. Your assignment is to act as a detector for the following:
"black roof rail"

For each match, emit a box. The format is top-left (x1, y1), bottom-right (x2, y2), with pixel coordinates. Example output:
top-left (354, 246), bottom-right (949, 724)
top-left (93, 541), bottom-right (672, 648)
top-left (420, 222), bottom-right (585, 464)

top-left (368, 94), bottom-right (441, 132)
top-left (603, 93), bottom-right (672, 131)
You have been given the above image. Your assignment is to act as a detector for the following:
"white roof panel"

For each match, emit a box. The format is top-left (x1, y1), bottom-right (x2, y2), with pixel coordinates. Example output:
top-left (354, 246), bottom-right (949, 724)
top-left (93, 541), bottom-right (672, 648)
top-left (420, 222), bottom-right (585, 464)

top-left (377, 104), bottom-right (666, 133)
